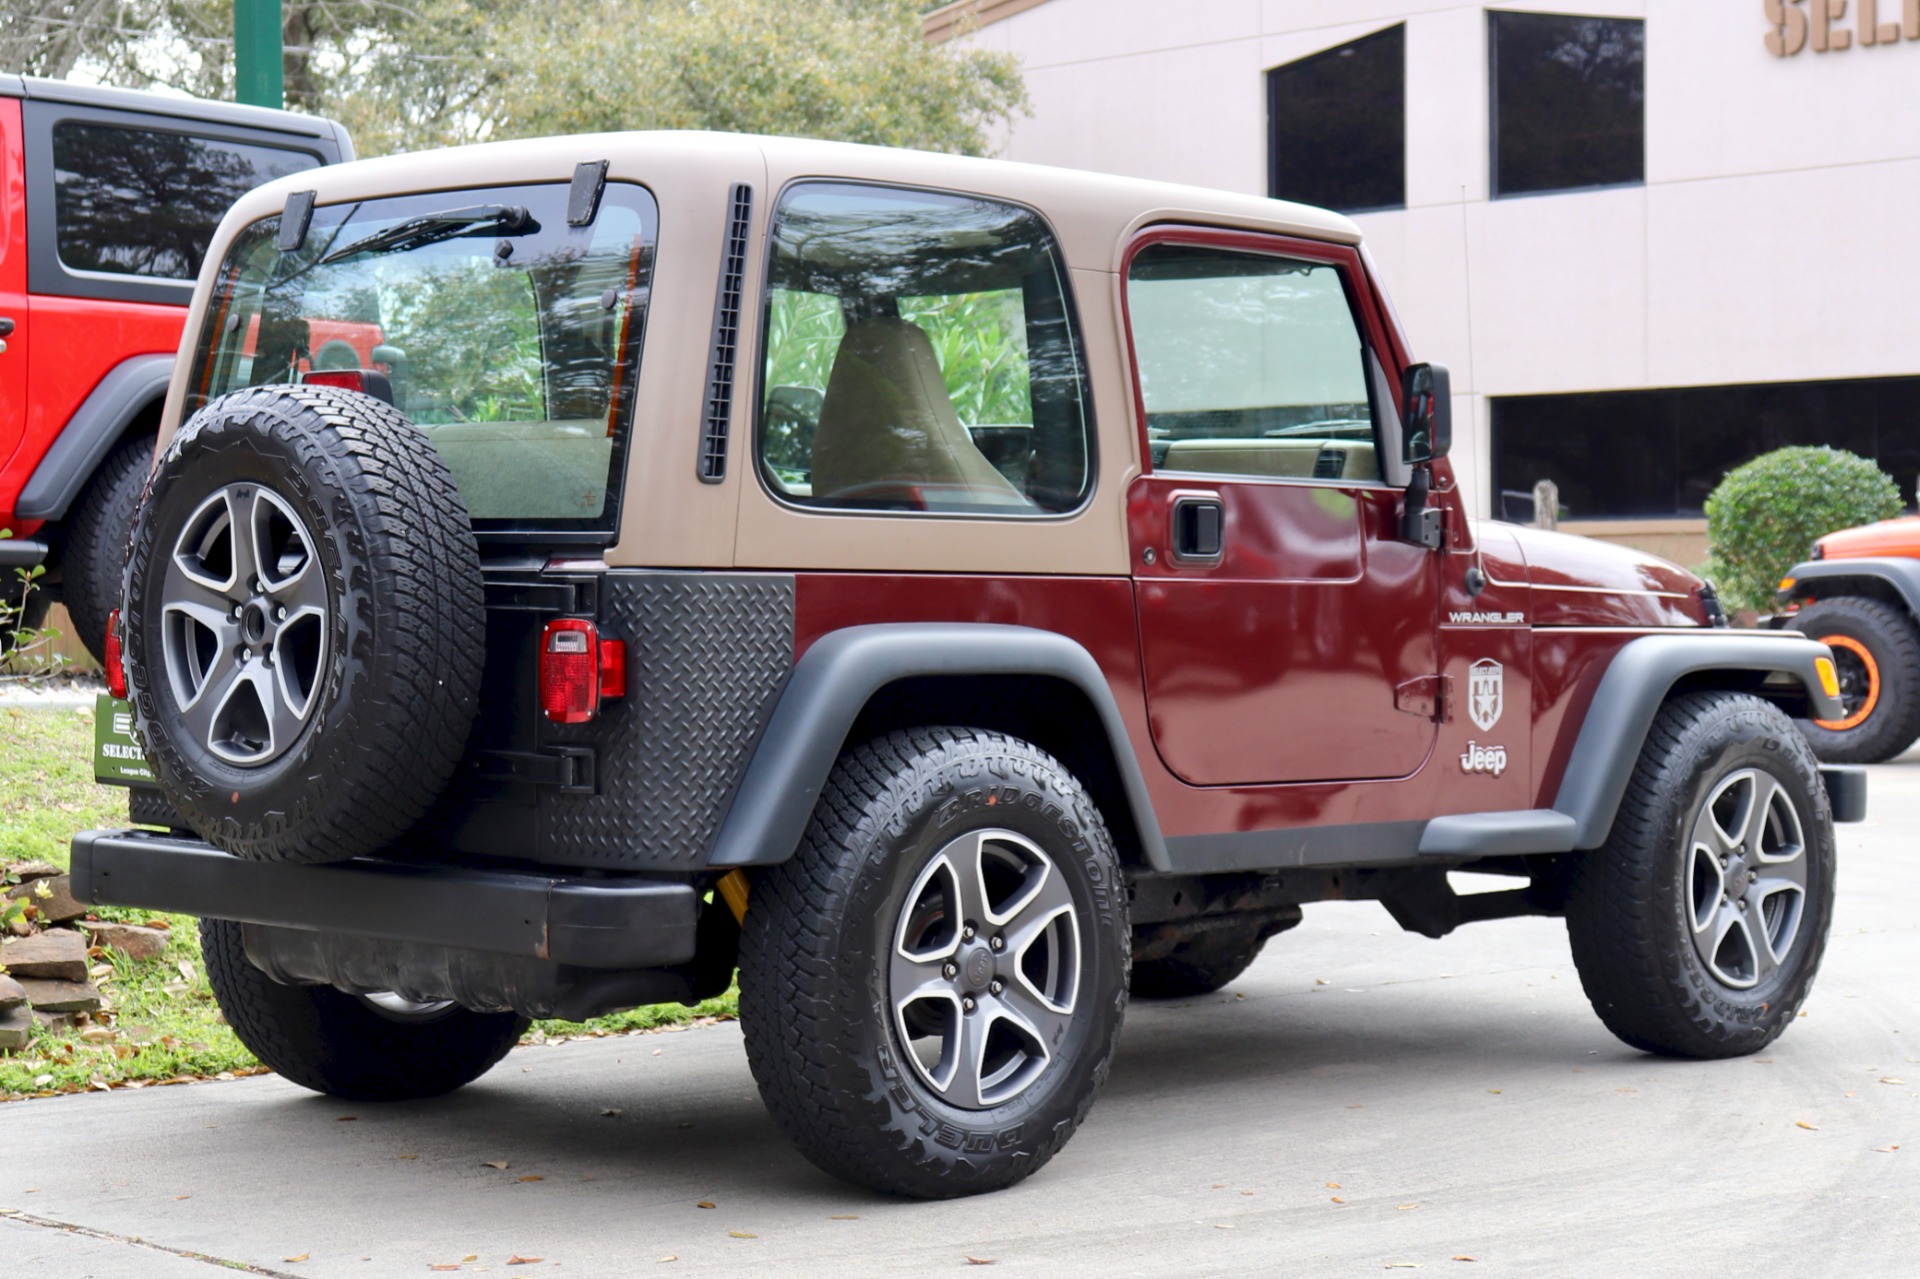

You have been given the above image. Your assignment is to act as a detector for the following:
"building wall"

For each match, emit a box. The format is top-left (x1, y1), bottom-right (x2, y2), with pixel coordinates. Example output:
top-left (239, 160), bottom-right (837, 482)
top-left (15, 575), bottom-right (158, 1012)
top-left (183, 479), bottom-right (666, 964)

top-left (952, 0), bottom-right (1920, 546)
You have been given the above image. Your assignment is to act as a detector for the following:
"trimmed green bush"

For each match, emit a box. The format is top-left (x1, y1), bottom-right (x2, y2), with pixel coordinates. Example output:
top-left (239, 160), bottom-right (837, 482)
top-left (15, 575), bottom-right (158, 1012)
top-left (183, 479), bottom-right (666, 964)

top-left (1705, 446), bottom-right (1903, 612)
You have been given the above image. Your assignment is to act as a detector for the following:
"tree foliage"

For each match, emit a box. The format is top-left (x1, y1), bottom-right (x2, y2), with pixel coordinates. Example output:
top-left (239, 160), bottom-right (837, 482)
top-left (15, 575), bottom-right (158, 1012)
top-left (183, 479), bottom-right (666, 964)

top-left (1704, 446), bottom-right (1904, 612)
top-left (0, 0), bottom-right (1027, 160)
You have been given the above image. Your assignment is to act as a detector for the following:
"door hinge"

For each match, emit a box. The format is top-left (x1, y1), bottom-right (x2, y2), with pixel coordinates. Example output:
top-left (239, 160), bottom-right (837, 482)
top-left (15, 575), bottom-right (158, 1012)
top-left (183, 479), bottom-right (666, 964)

top-left (1396, 674), bottom-right (1452, 722)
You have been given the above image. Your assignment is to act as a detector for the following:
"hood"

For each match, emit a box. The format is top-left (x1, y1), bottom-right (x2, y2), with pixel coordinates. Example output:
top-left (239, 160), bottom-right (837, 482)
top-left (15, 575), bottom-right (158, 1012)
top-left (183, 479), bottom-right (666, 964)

top-left (1483, 523), bottom-right (1710, 628)
top-left (1814, 514), bottom-right (1920, 562)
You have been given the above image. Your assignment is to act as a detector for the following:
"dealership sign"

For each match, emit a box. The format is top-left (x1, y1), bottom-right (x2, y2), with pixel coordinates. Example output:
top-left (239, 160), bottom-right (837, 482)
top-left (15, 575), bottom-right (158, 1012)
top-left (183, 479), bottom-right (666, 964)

top-left (1768, 0), bottom-right (1919, 54)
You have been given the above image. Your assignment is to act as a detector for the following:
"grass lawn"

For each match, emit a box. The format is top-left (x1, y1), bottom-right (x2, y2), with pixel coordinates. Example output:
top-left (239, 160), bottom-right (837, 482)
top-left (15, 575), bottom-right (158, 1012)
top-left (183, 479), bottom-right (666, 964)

top-left (1, 703), bottom-right (737, 1101)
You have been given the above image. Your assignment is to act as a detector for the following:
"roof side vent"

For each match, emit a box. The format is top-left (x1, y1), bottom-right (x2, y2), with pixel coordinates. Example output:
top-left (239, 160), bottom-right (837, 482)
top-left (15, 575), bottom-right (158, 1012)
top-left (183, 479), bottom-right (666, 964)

top-left (699, 183), bottom-right (753, 484)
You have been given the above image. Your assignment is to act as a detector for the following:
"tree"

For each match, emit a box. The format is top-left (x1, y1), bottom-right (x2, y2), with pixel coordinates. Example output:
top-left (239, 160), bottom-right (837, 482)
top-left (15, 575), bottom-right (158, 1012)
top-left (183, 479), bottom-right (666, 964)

top-left (1, 0), bottom-right (1027, 160)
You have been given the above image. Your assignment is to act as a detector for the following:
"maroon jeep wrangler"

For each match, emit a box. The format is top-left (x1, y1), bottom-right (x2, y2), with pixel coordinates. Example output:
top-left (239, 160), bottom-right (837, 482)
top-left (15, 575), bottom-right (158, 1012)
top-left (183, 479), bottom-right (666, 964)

top-left (73, 133), bottom-right (1862, 1199)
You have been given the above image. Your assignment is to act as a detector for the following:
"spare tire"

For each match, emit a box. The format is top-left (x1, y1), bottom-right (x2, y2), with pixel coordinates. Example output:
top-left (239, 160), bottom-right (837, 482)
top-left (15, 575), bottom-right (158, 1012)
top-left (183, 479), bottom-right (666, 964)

top-left (123, 384), bottom-right (482, 864)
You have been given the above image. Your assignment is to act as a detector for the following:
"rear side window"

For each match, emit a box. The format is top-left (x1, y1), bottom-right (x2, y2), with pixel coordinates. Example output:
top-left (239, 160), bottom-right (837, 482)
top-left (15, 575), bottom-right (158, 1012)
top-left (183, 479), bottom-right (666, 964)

top-left (758, 182), bottom-right (1092, 516)
top-left (1128, 243), bottom-right (1383, 484)
top-left (52, 122), bottom-right (319, 281)
top-left (188, 182), bottom-right (657, 535)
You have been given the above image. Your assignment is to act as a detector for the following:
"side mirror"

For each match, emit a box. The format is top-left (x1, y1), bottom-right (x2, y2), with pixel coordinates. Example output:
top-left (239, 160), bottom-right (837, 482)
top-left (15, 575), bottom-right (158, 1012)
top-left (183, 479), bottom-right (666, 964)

top-left (1401, 363), bottom-right (1452, 465)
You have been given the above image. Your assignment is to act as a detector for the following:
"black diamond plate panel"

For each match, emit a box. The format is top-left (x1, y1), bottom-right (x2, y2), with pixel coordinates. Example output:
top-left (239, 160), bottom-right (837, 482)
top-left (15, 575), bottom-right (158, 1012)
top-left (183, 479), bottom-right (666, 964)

top-left (533, 572), bottom-right (793, 870)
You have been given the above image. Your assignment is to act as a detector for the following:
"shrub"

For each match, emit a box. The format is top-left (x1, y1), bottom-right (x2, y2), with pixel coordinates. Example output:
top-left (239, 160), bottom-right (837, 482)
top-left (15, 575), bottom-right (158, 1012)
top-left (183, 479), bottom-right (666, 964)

top-left (1704, 447), bottom-right (1903, 612)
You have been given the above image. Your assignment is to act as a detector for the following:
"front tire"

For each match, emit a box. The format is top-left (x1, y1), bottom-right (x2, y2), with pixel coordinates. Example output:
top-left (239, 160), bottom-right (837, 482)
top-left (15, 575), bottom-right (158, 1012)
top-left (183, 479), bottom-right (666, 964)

top-left (1565, 691), bottom-right (1835, 1059)
top-left (738, 728), bottom-right (1128, 1199)
top-left (201, 918), bottom-right (527, 1101)
top-left (1792, 596), bottom-right (1920, 763)
top-left (63, 432), bottom-right (153, 666)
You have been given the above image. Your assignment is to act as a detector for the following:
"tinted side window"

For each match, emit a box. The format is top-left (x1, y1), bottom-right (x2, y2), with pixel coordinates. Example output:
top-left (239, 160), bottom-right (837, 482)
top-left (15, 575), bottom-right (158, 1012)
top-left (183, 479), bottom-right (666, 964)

top-left (1490, 12), bottom-right (1644, 198)
top-left (52, 122), bottom-right (319, 280)
top-left (1128, 244), bottom-right (1382, 483)
top-left (1267, 24), bottom-right (1405, 214)
top-left (758, 182), bottom-right (1092, 516)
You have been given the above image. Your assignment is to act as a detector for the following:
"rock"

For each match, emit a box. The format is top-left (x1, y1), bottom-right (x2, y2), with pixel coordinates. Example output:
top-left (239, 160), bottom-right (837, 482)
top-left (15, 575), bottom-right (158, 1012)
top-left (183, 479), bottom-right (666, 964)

top-left (0, 930), bottom-right (89, 980)
top-left (0, 1006), bottom-right (32, 1052)
top-left (4, 873), bottom-right (85, 924)
top-left (79, 921), bottom-right (167, 962)
top-left (4, 861), bottom-right (61, 883)
top-left (0, 973), bottom-right (25, 1010)
top-left (30, 1010), bottom-right (77, 1032)
top-left (16, 976), bottom-right (103, 1013)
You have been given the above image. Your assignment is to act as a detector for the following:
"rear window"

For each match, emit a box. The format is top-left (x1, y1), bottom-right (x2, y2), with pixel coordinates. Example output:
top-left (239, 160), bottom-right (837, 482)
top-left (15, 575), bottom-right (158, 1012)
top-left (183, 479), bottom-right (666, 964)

top-left (187, 182), bottom-right (658, 535)
top-left (53, 122), bottom-right (320, 281)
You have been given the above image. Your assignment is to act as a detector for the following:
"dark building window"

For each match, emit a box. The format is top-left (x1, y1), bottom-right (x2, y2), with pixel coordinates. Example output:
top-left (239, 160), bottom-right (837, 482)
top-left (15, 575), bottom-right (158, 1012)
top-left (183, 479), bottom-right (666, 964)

top-left (1267, 24), bottom-right (1405, 214)
top-left (1489, 11), bottom-right (1644, 198)
top-left (1492, 376), bottom-right (1920, 521)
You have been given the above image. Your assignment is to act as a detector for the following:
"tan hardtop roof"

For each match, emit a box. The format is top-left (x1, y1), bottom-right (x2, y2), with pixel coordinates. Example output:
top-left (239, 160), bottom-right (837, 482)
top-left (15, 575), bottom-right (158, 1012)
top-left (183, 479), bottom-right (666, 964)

top-left (214, 130), bottom-right (1360, 275)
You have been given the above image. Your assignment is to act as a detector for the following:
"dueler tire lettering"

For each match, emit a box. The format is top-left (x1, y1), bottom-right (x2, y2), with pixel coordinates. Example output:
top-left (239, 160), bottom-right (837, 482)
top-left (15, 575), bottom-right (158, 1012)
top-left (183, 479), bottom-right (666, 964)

top-left (123, 384), bottom-right (483, 864)
top-left (1564, 691), bottom-right (1835, 1059)
top-left (200, 918), bottom-right (526, 1101)
top-left (1791, 596), bottom-right (1920, 764)
top-left (737, 727), bottom-right (1129, 1199)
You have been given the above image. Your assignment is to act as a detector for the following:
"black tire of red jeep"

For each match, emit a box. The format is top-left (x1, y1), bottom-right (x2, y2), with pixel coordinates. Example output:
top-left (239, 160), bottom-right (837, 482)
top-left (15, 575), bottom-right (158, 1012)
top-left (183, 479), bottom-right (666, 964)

top-left (1791, 596), bottom-right (1920, 764)
top-left (738, 728), bottom-right (1129, 1199)
top-left (1564, 691), bottom-right (1835, 1059)
top-left (124, 384), bottom-right (483, 864)
top-left (1130, 934), bottom-right (1265, 1000)
top-left (200, 918), bottom-right (527, 1101)
top-left (62, 432), bottom-right (153, 666)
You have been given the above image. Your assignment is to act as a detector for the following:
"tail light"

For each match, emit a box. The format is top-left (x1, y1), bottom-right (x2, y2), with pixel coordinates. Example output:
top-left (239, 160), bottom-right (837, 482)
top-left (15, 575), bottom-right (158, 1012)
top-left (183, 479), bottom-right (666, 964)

top-left (104, 609), bottom-right (128, 699)
top-left (538, 618), bottom-right (625, 724)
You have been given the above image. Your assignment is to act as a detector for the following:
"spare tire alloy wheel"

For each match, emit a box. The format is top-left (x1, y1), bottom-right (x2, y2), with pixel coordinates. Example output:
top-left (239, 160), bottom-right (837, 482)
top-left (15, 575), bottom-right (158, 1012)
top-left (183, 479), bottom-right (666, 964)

top-left (1566, 691), bottom-right (1835, 1059)
top-left (161, 484), bottom-right (328, 765)
top-left (740, 729), bottom-right (1128, 1199)
top-left (124, 384), bottom-right (483, 864)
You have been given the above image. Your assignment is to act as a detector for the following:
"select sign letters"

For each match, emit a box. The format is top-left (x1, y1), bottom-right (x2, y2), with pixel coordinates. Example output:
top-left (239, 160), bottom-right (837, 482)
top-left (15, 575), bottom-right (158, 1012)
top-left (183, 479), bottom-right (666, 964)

top-left (1767, 0), bottom-right (1920, 55)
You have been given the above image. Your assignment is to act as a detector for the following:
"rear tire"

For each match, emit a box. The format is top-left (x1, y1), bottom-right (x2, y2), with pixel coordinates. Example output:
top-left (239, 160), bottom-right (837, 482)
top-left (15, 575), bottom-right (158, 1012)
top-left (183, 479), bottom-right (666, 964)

top-left (738, 728), bottom-right (1128, 1198)
top-left (201, 918), bottom-right (527, 1101)
top-left (1791, 596), bottom-right (1920, 763)
top-left (1565, 691), bottom-right (1834, 1059)
top-left (63, 432), bottom-right (153, 666)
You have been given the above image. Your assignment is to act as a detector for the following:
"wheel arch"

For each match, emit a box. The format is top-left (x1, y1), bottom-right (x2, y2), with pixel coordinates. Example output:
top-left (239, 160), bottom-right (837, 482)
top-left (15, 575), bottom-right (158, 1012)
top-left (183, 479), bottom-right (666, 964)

top-left (1553, 633), bottom-right (1844, 849)
top-left (704, 623), bottom-right (1171, 872)
top-left (1777, 557), bottom-right (1920, 620)
top-left (14, 353), bottom-right (170, 522)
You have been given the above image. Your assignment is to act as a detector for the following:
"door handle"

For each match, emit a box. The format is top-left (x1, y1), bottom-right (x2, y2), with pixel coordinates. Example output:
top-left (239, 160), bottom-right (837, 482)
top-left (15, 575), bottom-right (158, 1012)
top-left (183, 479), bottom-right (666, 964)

top-left (1170, 495), bottom-right (1223, 564)
top-left (0, 316), bottom-right (13, 353)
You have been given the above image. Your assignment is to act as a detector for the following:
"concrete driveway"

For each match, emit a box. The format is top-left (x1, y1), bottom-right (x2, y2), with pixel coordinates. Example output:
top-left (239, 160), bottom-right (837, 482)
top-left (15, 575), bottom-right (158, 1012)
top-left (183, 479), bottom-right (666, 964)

top-left (5, 766), bottom-right (1916, 1278)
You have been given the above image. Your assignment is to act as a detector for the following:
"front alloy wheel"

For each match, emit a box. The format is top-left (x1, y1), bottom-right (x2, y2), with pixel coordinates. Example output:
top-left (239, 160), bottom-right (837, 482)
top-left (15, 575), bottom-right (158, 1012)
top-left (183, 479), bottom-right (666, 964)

top-left (1685, 768), bottom-right (1808, 990)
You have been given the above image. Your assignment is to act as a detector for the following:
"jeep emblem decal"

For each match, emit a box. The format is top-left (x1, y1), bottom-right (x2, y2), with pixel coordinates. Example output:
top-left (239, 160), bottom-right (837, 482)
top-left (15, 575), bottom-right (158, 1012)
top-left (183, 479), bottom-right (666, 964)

top-left (1468, 658), bottom-right (1504, 732)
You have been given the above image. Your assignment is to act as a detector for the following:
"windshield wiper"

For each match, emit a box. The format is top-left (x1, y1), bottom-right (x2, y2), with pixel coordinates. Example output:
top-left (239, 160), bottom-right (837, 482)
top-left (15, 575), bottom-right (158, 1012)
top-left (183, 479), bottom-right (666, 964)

top-left (317, 204), bottom-right (540, 264)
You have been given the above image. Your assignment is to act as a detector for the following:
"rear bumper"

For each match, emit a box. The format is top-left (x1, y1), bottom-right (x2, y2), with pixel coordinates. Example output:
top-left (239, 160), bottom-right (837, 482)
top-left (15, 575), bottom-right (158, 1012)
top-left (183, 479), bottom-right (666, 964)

top-left (69, 830), bottom-right (700, 970)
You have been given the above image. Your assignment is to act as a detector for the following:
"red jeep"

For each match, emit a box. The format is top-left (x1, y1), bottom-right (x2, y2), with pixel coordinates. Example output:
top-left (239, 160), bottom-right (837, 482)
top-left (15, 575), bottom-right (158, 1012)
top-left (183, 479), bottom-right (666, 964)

top-left (74, 134), bottom-right (1864, 1199)
top-left (0, 75), bottom-right (350, 659)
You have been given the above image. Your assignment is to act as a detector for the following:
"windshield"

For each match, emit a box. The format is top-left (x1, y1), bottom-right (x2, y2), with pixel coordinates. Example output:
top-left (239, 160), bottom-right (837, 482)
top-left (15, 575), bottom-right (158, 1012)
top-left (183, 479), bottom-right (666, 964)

top-left (188, 181), bottom-right (658, 535)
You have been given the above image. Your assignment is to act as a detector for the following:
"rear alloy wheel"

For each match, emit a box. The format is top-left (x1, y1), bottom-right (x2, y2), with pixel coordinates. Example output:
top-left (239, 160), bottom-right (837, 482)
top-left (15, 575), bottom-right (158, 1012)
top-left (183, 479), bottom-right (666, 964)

top-left (124, 384), bottom-right (483, 864)
top-left (1792, 596), bottom-right (1920, 763)
top-left (739, 728), bottom-right (1128, 1198)
top-left (1566, 691), bottom-right (1835, 1058)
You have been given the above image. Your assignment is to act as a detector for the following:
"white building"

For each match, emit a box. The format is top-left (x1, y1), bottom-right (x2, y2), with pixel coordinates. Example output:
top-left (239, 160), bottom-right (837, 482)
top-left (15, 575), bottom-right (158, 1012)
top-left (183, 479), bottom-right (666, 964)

top-left (930, 0), bottom-right (1920, 564)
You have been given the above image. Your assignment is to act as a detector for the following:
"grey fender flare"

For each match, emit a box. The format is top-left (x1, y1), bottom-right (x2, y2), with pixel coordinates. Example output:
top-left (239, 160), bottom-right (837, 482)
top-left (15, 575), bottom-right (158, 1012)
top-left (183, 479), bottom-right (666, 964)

top-left (14, 353), bottom-right (171, 521)
top-left (1552, 632), bottom-right (1843, 849)
top-left (1777, 557), bottom-right (1920, 619)
top-left (704, 623), bottom-right (1170, 871)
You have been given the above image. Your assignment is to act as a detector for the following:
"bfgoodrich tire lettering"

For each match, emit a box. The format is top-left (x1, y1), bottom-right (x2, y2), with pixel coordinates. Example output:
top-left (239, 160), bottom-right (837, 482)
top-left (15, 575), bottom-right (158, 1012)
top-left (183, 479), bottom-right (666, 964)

top-left (201, 918), bottom-right (526, 1101)
top-left (1565, 691), bottom-right (1835, 1059)
top-left (738, 727), bottom-right (1128, 1199)
top-left (123, 385), bottom-right (483, 864)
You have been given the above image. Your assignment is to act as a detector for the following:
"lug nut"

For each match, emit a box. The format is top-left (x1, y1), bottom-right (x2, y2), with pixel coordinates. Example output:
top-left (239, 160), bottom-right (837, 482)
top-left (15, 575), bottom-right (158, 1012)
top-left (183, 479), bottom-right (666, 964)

top-left (989, 979), bottom-right (1004, 995)
top-left (942, 962), bottom-right (958, 980)
top-left (962, 924), bottom-right (976, 942)
top-left (275, 605), bottom-right (287, 621)
top-left (961, 996), bottom-right (976, 1013)
top-left (990, 935), bottom-right (1005, 953)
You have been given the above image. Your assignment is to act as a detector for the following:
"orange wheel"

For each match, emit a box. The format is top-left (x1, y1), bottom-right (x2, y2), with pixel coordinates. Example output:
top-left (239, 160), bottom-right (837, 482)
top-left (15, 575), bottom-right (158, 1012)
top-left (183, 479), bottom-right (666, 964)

top-left (1814, 634), bottom-right (1879, 731)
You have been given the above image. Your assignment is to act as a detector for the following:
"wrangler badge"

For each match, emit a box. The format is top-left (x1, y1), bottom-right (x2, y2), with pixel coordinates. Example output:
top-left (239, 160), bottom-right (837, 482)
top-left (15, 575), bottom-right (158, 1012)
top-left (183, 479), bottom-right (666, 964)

top-left (1468, 658), bottom-right (1504, 733)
